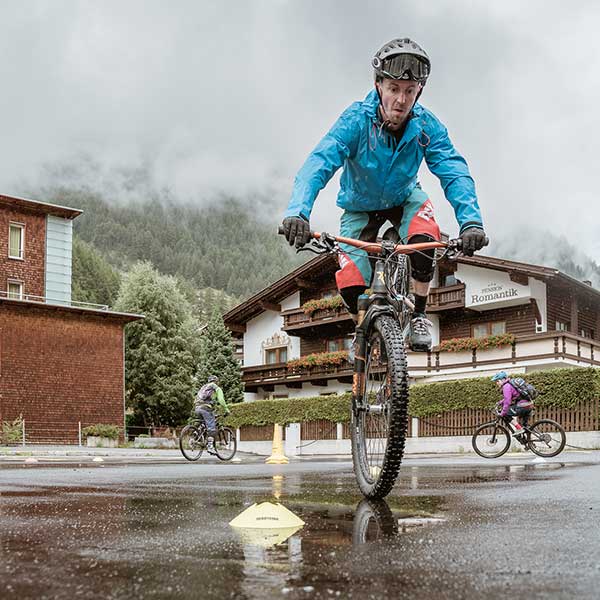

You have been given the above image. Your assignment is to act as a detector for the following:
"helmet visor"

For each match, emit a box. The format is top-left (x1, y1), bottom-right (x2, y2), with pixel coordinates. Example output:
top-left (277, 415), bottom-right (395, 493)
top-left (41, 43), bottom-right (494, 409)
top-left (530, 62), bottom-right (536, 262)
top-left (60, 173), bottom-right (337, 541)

top-left (379, 54), bottom-right (430, 82)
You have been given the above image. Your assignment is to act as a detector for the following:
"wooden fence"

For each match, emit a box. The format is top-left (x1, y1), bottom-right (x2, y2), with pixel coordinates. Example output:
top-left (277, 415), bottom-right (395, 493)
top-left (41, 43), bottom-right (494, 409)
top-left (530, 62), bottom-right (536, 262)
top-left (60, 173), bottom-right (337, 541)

top-left (237, 399), bottom-right (599, 442)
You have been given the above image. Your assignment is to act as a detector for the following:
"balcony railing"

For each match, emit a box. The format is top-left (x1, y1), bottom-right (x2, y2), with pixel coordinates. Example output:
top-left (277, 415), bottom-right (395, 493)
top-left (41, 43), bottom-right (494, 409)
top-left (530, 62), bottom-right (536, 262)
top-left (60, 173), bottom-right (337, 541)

top-left (408, 331), bottom-right (600, 376)
top-left (243, 331), bottom-right (600, 391)
top-left (242, 358), bottom-right (353, 391)
top-left (282, 306), bottom-right (352, 335)
top-left (427, 283), bottom-right (465, 312)
top-left (281, 284), bottom-right (466, 335)
top-left (0, 290), bottom-right (109, 311)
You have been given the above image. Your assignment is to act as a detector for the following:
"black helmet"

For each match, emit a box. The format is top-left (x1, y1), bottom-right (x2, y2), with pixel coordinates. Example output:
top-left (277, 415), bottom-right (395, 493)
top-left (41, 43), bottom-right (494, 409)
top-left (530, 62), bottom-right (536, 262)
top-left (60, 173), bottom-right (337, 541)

top-left (372, 38), bottom-right (431, 84)
top-left (207, 375), bottom-right (218, 383)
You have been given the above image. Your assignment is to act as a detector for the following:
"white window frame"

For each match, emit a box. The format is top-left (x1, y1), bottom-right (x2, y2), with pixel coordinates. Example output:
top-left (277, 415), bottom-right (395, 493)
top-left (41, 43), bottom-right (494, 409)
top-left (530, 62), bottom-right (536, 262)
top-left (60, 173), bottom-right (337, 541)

top-left (7, 279), bottom-right (23, 300)
top-left (8, 222), bottom-right (25, 260)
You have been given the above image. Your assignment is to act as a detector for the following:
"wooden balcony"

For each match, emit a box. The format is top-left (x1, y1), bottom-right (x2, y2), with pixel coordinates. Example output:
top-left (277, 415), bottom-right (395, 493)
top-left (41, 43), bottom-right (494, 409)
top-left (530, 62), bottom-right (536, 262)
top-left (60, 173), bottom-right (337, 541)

top-left (281, 285), bottom-right (466, 338)
top-left (281, 306), bottom-right (353, 337)
top-left (242, 359), bottom-right (353, 392)
top-left (243, 331), bottom-right (600, 391)
top-left (427, 284), bottom-right (465, 312)
top-left (408, 331), bottom-right (600, 379)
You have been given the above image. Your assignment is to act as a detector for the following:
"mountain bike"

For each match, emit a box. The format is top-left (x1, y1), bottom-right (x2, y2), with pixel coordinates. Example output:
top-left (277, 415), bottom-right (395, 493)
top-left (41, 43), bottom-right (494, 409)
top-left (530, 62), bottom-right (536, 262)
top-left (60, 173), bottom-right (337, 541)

top-left (179, 416), bottom-right (237, 461)
top-left (472, 410), bottom-right (566, 458)
top-left (279, 226), bottom-right (477, 498)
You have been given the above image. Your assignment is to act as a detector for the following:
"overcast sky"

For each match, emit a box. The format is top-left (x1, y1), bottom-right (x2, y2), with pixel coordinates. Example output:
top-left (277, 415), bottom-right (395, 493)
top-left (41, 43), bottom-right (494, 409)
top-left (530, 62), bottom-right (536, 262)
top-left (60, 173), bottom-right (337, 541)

top-left (1, 0), bottom-right (599, 258)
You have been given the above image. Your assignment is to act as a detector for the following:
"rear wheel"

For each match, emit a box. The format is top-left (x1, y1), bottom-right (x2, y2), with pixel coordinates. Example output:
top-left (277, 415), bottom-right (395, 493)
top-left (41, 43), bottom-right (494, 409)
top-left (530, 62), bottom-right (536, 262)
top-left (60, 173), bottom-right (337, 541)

top-left (179, 424), bottom-right (205, 461)
top-left (215, 427), bottom-right (237, 461)
top-left (351, 315), bottom-right (409, 499)
top-left (472, 421), bottom-right (511, 458)
top-left (527, 419), bottom-right (566, 457)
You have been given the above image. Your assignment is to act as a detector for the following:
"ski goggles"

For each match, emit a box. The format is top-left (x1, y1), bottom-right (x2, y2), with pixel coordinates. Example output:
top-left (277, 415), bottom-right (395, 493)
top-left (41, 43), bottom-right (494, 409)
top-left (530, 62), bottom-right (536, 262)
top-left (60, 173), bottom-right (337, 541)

top-left (373, 53), bottom-right (430, 82)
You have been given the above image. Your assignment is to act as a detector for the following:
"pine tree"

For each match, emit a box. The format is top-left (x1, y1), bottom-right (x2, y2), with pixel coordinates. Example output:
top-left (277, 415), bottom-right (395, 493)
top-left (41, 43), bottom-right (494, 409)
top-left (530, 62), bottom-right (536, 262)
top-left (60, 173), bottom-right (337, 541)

top-left (114, 262), bottom-right (201, 427)
top-left (196, 307), bottom-right (244, 404)
top-left (71, 235), bottom-right (121, 306)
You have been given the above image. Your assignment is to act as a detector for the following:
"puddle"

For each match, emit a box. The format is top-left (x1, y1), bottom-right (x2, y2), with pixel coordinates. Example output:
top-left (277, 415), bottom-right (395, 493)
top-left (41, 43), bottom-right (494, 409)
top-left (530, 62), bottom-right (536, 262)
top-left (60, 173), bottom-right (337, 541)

top-left (0, 460), bottom-right (595, 599)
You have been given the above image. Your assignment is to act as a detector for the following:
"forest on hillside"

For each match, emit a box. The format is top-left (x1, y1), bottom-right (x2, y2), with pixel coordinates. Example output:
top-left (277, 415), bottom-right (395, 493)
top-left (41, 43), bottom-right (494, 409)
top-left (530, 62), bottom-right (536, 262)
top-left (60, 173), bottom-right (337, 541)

top-left (44, 187), bottom-right (305, 306)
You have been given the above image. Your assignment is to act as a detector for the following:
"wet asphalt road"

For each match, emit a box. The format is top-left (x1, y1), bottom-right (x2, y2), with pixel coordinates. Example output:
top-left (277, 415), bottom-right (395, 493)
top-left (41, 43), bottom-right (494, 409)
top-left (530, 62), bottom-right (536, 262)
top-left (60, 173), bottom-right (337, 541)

top-left (1, 452), bottom-right (599, 600)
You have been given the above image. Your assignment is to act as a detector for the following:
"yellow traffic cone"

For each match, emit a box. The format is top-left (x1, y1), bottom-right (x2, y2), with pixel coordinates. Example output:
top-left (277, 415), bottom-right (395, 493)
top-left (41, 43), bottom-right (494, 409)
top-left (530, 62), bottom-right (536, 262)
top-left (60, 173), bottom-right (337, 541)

top-left (265, 423), bottom-right (289, 464)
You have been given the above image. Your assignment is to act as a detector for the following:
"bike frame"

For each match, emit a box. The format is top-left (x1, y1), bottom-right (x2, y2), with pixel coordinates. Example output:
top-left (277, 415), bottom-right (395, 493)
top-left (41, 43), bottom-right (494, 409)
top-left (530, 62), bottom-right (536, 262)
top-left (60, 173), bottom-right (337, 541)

top-left (308, 232), bottom-right (450, 416)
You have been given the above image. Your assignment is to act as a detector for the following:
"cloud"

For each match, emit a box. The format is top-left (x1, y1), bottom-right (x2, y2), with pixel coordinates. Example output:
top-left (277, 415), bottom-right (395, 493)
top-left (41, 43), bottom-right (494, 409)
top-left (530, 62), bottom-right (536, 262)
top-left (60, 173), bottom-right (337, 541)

top-left (1, 0), bottom-right (599, 257)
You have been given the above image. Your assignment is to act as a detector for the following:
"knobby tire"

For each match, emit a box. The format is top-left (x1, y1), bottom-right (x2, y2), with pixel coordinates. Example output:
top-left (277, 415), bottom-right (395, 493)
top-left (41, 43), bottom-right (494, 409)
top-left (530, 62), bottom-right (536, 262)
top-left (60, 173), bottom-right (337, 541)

top-left (351, 314), bottom-right (409, 499)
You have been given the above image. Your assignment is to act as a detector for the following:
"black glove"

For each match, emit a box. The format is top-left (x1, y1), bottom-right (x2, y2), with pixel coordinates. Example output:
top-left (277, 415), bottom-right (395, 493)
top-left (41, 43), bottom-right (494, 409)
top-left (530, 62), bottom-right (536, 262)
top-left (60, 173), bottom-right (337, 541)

top-left (460, 226), bottom-right (487, 256)
top-left (282, 216), bottom-right (311, 248)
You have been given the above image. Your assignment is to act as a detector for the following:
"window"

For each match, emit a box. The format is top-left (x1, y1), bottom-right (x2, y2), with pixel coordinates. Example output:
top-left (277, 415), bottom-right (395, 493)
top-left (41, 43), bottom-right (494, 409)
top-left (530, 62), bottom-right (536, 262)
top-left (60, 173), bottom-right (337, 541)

top-left (580, 328), bottom-right (594, 339)
top-left (9, 223), bottom-right (24, 259)
top-left (7, 280), bottom-right (23, 300)
top-left (555, 321), bottom-right (570, 332)
top-left (326, 337), bottom-right (353, 352)
top-left (321, 290), bottom-right (336, 299)
top-left (265, 347), bottom-right (287, 364)
top-left (471, 321), bottom-right (506, 339)
top-left (440, 274), bottom-right (458, 287)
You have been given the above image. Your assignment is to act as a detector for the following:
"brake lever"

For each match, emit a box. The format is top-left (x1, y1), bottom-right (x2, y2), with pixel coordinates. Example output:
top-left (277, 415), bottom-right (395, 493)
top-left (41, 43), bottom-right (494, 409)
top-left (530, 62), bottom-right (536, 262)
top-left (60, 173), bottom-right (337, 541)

top-left (297, 244), bottom-right (326, 255)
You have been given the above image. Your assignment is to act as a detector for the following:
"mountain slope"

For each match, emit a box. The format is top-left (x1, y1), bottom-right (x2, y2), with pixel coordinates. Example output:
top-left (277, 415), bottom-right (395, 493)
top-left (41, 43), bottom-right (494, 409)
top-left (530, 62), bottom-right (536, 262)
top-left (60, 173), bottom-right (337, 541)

top-left (45, 188), bottom-right (304, 299)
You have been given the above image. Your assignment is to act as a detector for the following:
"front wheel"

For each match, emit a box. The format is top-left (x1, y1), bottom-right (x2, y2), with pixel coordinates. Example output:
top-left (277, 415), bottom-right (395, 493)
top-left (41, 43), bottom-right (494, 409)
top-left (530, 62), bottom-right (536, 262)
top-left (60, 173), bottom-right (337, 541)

top-left (472, 421), bottom-right (511, 458)
top-left (215, 427), bottom-right (237, 461)
top-left (351, 315), bottom-right (409, 499)
top-left (527, 419), bottom-right (566, 457)
top-left (179, 424), bottom-right (205, 461)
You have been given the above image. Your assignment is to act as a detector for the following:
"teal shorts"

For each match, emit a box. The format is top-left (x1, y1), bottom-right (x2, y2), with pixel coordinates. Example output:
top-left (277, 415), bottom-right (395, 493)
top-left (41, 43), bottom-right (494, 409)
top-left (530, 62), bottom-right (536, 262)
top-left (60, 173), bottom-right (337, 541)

top-left (335, 186), bottom-right (440, 289)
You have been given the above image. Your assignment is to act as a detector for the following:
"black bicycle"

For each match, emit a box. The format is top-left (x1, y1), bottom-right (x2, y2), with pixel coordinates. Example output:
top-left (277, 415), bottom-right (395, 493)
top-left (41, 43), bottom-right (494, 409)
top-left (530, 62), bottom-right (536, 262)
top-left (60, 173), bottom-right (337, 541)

top-left (179, 417), bottom-right (237, 462)
top-left (472, 410), bottom-right (566, 458)
top-left (279, 226), bottom-right (473, 498)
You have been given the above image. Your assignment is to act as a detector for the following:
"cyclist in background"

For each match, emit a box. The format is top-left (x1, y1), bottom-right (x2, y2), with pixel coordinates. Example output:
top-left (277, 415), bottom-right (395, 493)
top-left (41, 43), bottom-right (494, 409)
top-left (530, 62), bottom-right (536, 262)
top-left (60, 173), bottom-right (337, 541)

top-left (194, 375), bottom-right (230, 452)
top-left (282, 37), bottom-right (487, 351)
top-left (491, 371), bottom-right (533, 436)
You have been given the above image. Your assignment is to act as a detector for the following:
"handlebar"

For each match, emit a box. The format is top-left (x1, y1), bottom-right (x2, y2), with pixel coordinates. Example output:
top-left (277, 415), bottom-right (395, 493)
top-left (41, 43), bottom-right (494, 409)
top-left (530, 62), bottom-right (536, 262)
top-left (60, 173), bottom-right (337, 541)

top-left (277, 225), bottom-right (488, 255)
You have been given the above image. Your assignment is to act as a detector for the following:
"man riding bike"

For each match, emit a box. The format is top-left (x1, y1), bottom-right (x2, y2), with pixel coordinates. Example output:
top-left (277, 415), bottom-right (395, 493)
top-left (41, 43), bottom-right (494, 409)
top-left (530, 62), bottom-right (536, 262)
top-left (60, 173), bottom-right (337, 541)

top-left (282, 37), bottom-right (486, 351)
top-left (194, 375), bottom-right (230, 452)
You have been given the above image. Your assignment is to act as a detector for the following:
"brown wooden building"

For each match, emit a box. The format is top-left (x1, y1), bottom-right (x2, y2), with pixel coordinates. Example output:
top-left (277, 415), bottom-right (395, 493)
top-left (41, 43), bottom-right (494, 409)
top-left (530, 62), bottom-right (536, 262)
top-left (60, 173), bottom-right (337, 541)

top-left (224, 250), bottom-right (600, 400)
top-left (0, 194), bottom-right (141, 443)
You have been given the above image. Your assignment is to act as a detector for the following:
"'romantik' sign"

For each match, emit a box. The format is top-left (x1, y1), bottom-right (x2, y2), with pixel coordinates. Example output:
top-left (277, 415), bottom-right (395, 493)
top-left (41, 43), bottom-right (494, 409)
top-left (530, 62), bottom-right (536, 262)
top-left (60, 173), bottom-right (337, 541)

top-left (471, 284), bottom-right (519, 304)
top-left (467, 278), bottom-right (530, 310)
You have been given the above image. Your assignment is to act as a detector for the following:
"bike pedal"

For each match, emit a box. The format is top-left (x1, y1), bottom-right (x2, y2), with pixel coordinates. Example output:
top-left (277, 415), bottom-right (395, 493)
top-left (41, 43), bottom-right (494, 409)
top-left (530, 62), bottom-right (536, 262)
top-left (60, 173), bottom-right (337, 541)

top-left (410, 343), bottom-right (432, 353)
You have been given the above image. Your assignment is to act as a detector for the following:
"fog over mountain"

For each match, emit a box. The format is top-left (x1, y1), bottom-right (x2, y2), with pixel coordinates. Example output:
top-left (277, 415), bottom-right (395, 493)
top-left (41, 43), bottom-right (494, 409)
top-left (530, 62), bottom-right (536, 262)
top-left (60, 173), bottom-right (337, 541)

top-left (2, 1), bottom-right (600, 264)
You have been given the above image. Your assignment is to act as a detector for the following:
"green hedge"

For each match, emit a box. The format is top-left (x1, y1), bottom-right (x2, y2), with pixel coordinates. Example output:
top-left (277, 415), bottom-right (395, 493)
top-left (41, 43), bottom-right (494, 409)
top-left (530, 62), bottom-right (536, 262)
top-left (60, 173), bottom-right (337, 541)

top-left (224, 368), bottom-right (600, 427)
top-left (224, 393), bottom-right (351, 428)
top-left (409, 367), bottom-right (600, 417)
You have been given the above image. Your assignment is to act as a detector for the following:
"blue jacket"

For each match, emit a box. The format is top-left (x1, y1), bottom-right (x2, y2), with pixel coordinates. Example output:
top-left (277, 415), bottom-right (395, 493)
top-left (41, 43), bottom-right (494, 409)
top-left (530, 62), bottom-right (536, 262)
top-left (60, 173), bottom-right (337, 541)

top-left (285, 89), bottom-right (482, 232)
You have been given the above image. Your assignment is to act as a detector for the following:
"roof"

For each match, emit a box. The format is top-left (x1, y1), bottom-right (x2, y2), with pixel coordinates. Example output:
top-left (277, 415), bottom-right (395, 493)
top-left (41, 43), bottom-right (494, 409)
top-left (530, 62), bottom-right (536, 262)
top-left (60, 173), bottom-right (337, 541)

top-left (459, 254), bottom-right (600, 299)
top-left (0, 297), bottom-right (143, 324)
top-left (223, 253), bottom-right (336, 326)
top-left (0, 193), bottom-right (83, 219)
top-left (224, 250), bottom-right (600, 326)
